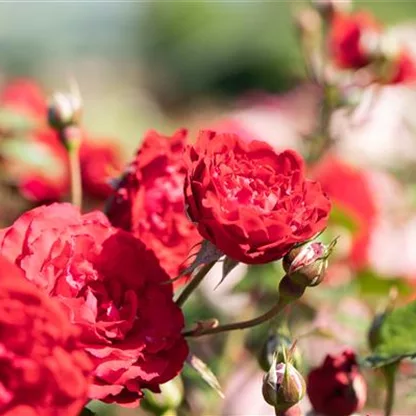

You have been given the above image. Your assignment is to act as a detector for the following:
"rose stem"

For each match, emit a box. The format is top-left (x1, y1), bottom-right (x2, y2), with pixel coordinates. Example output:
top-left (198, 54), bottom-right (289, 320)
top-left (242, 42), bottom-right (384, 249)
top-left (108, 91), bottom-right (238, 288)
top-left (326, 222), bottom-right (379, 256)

top-left (383, 363), bottom-right (398, 416)
top-left (183, 274), bottom-right (305, 337)
top-left (176, 262), bottom-right (216, 307)
top-left (183, 297), bottom-right (288, 337)
top-left (68, 142), bottom-right (82, 208)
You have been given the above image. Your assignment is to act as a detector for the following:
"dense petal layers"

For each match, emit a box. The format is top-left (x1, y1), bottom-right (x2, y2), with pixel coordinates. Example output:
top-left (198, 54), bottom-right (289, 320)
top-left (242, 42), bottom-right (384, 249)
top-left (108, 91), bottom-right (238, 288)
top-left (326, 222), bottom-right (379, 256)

top-left (184, 130), bottom-right (331, 264)
top-left (0, 255), bottom-right (92, 416)
top-left (107, 129), bottom-right (201, 283)
top-left (0, 203), bottom-right (188, 406)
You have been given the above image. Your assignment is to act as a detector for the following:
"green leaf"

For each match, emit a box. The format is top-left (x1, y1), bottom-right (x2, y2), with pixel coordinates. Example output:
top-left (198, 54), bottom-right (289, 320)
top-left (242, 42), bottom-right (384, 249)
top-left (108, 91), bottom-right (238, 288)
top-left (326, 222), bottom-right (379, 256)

top-left (355, 269), bottom-right (412, 298)
top-left (365, 300), bottom-right (416, 367)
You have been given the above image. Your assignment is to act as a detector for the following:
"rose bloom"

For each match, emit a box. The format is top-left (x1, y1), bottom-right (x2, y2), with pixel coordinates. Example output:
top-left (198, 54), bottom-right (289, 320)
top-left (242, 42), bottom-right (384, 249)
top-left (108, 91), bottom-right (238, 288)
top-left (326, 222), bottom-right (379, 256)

top-left (0, 78), bottom-right (47, 121)
top-left (0, 203), bottom-right (188, 406)
top-left (80, 139), bottom-right (122, 199)
top-left (184, 130), bottom-right (331, 264)
top-left (328, 11), bottom-right (381, 69)
top-left (107, 129), bottom-right (201, 282)
top-left (307, 350), bottom-right (367, 416)
top-left (389, 50), bottom-right (416, 84)
top-left (15, 129), bottom-right (70, 202)
top-left (0, 255), bottom-right (92, 416)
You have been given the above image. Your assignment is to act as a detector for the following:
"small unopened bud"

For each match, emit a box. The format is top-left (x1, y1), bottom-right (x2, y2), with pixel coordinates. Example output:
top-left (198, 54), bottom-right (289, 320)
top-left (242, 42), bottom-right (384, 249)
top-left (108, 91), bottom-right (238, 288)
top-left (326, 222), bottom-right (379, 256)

top-left (283, 241), bottom-right (333, 287)
top-left (262, 360), bottom-right (306, 412)
top-left (48, 88), bottom-right (82, 131)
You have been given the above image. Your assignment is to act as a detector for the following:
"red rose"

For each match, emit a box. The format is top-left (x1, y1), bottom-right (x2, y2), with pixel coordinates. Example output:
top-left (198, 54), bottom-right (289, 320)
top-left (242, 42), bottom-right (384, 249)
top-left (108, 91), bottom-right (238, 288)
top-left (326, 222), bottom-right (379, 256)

top-left (80, 138), bottom-right (122, 200)
top-left (329, 11), bottom-right (381, 69)
top-left (0, 255), bottom-right (92, 416)
top-left (389, 51), bottom-right (416, 84)
top-left (107, 129), bottom-right (201, 282)
top-left (312, 155), bottom-right (377, 269)
top-left (0, 203), bottom-right (188, 406)
top-left (14, 129), bottom-right (70, 202)
top-left (307, 350), bottom-right (367, 416)
top-left (184, 130), bottom-right (331, 264)
top-left (0, 79), bottom-right (47, 120)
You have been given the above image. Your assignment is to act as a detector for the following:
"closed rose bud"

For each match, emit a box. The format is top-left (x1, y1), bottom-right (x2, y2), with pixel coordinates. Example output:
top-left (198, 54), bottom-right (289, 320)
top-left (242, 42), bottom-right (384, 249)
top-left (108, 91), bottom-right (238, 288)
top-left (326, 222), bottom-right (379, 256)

top-left (262, 361), bottom-right (306, 412)
top-left (48, 90), bottom-right (82, 130)
top-left (307, 350), bottom-right (367, 416)
top-left (283, 241), bottom-right (331, 287)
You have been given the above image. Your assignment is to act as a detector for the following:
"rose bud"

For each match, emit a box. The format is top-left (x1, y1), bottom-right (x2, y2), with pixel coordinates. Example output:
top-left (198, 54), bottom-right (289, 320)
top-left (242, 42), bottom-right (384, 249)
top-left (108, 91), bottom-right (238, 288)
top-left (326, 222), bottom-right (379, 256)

top-left (307, 350), bottom-right (367, 416)
top-left (48, 89), bottom-right (82, 131)
top-left (259, 331), bottom-right (302, 373)
top-left (283, 241), bottom-right (333, 287)
top-left (262, 359), bottom-right (306, 412)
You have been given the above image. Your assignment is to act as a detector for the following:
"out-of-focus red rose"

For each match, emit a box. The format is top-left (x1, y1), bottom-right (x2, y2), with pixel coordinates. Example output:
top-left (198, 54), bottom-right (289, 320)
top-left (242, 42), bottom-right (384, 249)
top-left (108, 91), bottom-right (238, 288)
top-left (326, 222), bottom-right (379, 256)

top-left (184, 130), bottom-right (331, 264)
top-left (80, 139), bottom-right (122, 199)
top-left (312, 155), bottom-right (377, 269)
top-left (329, 11), bottom-right (381, 69)
top-left (107, 129), bottom-right (201, 282)
top-left (307, 349), bottom-right (367, 416)
top-left (0, 79), bottom-right (47, 120)
top-left (0, 255), bottom-right (92, 416)
top-left (0, 79), bottom-right (70, 202)
top-left (0, 203), bottom-right (188, 406)
top-left (389, 51), bottom-right (416, 84)
top-left (16, 129), bottom-right (69, 202)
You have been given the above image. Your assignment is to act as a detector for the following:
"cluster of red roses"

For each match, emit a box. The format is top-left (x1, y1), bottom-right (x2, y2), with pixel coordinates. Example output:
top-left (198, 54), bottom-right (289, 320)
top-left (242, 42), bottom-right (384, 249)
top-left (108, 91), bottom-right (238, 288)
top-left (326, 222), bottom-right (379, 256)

top-left (327, 7), bottom-right (416, 85)
top-left (0, 76), bottom-right (337, 415)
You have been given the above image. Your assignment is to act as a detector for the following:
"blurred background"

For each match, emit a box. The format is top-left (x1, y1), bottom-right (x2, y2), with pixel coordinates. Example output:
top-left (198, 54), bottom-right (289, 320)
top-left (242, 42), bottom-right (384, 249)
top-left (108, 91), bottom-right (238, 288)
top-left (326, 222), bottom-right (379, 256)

top-left (1, 1), bottom-right (415, 149)
top-left (2, 1), bottom-right (416, 415)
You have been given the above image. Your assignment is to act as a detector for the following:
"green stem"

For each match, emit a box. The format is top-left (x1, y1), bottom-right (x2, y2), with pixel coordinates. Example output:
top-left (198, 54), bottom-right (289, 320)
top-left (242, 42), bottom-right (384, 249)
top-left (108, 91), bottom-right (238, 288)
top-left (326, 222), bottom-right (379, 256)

top-left (184, 273), bottom-right (306, 337)
top-left (184, 295), bottom-right (290, 337)
top-left (176, 262), bottom-right (215, 307)
top-left (383, 363), bottom-right (398, 416)
top-left (69, 144), bottom-right (82, 208)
